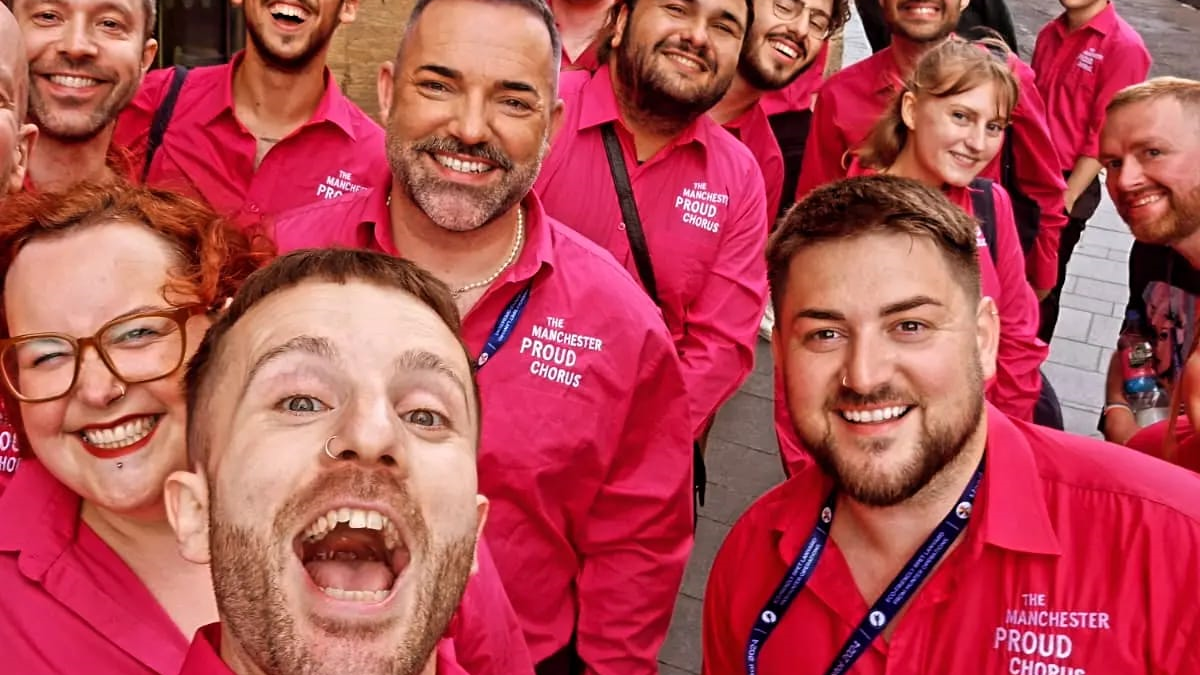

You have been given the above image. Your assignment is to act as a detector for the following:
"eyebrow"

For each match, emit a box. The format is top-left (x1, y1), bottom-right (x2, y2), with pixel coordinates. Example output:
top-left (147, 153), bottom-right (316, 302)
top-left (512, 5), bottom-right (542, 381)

top-left (244, 335), bottom-right (338, 392)
top-left (794, 296), bottom-right (945, 322)
top-left (417, 63), bottom-right (540, 98)
top-left (395, 348), bottom-right (470, 408)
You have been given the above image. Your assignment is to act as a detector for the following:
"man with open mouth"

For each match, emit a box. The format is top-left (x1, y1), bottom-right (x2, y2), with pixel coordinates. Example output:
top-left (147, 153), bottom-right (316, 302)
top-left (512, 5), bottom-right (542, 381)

top-left (702, 175), bottom-right (1200, 675)
top-left (9, 0), bottom-right (156, 192)
top-left (167, 249), bottom-right (488, 675)
top-left (112, 0), bottom-right (389, 231)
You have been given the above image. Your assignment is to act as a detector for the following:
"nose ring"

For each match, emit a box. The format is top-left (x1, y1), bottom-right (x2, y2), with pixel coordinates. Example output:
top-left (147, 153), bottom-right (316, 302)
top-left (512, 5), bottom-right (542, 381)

top-left (324, 435), bottom-right (342, 461)
top-left (841, 374), bottom-right (848, 388)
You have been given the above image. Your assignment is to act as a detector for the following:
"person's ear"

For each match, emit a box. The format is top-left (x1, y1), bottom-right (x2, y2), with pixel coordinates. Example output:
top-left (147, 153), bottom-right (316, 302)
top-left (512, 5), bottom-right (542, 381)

top-left (900, 91), bottom-right (918, 131)
top-left (470, 495), bottom-right (489, 575)
top-left (975, 297), bottom-right (1000, 382)
top-left (377, 61), bottom-right (397, 126)
top-left (164, 468), bottom-right (212, 565)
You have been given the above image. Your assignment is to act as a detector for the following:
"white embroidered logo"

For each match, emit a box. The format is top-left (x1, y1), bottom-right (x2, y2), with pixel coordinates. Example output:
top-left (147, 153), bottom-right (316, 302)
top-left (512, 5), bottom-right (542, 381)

top-left (517, 316), bottom-right (605, 389)
top-left (674, 181), bottom-right (728, 233)
top-left (317, 169), bottom-right (368, 200)
top-left (1075, 47), bottom-right (1103, 73)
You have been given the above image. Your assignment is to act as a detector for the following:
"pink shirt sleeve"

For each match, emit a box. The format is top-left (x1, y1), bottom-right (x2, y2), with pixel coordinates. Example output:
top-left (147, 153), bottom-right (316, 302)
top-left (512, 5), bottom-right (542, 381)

top-left (677, 170), bottom-right (769, 436)
top-left (987, 184), bottom-right (1049, 421)
top-left (1080, 43), bottom-right (1151, 160)
top-left (575, 324), bottom-right (694, 675)
top-left (794, 86), bottom-right (848, 201)
top-left (451, 541), bottom-right (536, 675)
top-left (1006, 56), bottom-right (1069, 292)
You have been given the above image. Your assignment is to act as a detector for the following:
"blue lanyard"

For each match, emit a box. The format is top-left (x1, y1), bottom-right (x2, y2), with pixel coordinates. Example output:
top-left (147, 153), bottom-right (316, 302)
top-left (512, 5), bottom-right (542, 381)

top-left (745, 456), bottom-right (985, 675)
top-left (475, 283), bottom-right (533, 370)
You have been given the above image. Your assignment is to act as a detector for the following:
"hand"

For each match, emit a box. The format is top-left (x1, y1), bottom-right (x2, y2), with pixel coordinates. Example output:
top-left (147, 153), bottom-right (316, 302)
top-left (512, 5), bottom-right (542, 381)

top-left (1035, 288), bottom-right (1052, 302)
top-left (1063, 188), bottom-right (1080, 216)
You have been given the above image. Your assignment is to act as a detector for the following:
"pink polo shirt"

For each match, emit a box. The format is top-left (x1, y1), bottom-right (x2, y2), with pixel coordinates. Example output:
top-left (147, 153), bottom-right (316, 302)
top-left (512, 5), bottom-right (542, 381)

top-left (722, 101), bottom-right (785, 221)
top-left (273, 189), bottom-right (694, 675)
top-left (1031, 3), bottom-right (1151, 172)
top-left (112, 52), bottom-right (389, 231)
top-left (0, 461), bottom-right (532, 675)
top-left (757, 43), bottom-right (830, 116)
top-left (178, 624), bottom-right (470, 675)
top-left (534, 65), bottom-right (769, 437)
top-left (705, 406), bottom-right (1200, 675)
top-left (796, 45), bottom-right (1069, 291)
top-left (775, 169), bottom-right (1047, 475)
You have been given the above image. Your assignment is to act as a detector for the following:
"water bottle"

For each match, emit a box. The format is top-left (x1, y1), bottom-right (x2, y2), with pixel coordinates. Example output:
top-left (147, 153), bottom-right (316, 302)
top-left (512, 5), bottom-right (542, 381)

top-left (1118, 309), bottom-right (1160, 411)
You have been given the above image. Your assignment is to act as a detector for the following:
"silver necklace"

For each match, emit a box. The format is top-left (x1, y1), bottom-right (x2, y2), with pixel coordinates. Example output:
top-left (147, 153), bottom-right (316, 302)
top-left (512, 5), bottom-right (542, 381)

top-left (452, 208), bottom-right (525, 297)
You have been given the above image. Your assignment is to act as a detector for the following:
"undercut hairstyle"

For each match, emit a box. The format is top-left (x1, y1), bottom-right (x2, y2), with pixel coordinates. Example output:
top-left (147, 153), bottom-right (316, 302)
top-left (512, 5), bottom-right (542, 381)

top-left (858, 36), bottom-right (1018, 170)
top-left (185, 248), bottom-right (479, 469)
top-left (595, 0), bottom-right (757, 63)
top-left (767, 176), bottom-right (982, 316)
top-left (398, 0), bottom-right (562, 87)
top-left (1107, 76), bottom-right (1200, 118)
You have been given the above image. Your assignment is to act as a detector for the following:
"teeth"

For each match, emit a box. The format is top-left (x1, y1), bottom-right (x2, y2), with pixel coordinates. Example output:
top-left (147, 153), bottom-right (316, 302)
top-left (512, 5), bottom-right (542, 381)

top-left (667, 53), bottom-right (702, 70)
top-left (840, 406), bottom-right (910, 424)
top-left (770, 40), bottom-right (798, 58)
top-left (49, 75), bottom-right (100, 88)
top-left (268, 2), bottom-right (310, 19)
top-left (320, 587), bottom-right (389, 603)
top-left (80, 416), bottom-right (158, 449)
top-left (433, 154), bottom-right (491, 174)
top-left (1131, 194), bottom-right (1162, 207)
top-left (304, 508), bottom-right (403, 549)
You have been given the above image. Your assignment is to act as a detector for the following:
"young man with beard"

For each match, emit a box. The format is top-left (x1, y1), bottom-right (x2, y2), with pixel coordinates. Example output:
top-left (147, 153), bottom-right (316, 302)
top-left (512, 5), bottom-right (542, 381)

top-left (1097, 78), bottom-right (1200, 445)
top-left (533, 0), bottom-right (769, 455)
top-left (796, 0), bottom-right (1068, 301)
top-left (167, 249), bottom-right (485, 675)
top-left (1031, 0), bottom-right (1150, 343)
top-left (708, 0), bottom-right (849, 221)
top-left (271, 1), bottom-right (694, 673)
top-left (552, 0), bottom-right (614, 71)
top-left (111, 0), bottom-right (388, 231)
top-left (702, 175), bottom-right (1200, 675)
top-left (9, 0), bottom-right (156, 192)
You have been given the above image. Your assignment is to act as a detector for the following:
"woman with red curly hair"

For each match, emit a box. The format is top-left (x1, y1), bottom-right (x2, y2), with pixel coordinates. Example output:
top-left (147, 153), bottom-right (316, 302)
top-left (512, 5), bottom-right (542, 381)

top-left (0, 181), bottom-right (273, 674)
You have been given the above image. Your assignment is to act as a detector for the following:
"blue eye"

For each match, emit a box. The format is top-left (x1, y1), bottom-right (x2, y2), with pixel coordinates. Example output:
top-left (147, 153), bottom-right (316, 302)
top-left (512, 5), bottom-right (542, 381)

top-left (404, 409), bottom-right (447, 428)
top-left (280, 395), bottom-right (327, 413)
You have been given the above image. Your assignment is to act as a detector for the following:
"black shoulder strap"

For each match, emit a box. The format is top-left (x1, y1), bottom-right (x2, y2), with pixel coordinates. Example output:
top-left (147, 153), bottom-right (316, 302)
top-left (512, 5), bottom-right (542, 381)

top-left (141, 65), bottom-right (190, 183)
top-left (970, 177), bottom-right (999, 265)
top-left (600, 122), bottom-right (661, 306)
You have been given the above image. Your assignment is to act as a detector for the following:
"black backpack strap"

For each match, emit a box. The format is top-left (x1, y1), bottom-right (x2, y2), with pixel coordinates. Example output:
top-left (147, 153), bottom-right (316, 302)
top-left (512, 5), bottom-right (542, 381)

top-left (141, 65), bottom-right (190, 183)
top-left (600, 123), bottom-right (661, 306)
top-left (970, 177), bottom-right (1000, 265)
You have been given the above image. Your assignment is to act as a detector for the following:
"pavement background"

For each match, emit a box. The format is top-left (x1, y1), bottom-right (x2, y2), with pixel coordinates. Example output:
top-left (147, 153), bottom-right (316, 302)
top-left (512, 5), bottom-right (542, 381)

top-left (658, 2), bottom-right (1200, 672)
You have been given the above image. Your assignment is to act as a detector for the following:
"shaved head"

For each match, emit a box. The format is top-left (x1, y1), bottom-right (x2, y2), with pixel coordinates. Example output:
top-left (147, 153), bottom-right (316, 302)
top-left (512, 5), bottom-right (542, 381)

top-left (0, 6), bottom-right (26, 122)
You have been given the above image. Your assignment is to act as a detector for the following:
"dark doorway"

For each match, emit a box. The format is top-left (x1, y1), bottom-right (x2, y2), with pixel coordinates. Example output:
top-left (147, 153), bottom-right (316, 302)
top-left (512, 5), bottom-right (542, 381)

top-left (155, 0), bottom-right (243, 67)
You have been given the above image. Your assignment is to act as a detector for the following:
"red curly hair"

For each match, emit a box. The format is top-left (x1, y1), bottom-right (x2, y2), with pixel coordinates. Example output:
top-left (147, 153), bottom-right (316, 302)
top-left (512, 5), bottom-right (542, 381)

top-left (0, 180), bottom-right (276, 460)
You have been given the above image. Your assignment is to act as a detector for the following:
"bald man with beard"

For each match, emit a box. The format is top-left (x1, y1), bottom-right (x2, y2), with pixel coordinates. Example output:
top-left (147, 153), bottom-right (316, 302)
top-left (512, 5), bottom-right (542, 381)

top-left (0, 5), bottom-right (37, 195)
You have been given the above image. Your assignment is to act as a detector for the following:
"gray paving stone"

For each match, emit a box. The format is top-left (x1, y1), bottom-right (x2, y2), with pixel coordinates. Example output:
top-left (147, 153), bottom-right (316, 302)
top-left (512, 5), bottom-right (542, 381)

top-left (1079, 227), bottom-right (1135, 252)
top-left (1073, 276), bottom-right (1132, 305)
top-left (1060, 403), bottom-right (1102, 438)
top-left (1058, 292), bottom-right (1114, 317)
top-left (659, 593), bottom-right (703, 674)
top-left (740, 366), bottom-right (774, 401)
top-left (1075, 244), bottom-right (1115, 260)
top-left (1062, 274), bottom-right (1077, 294)
top-left (705, 435), bottom-right (786, 495)
top-left (659, 664), bottom-right (694, 675)
top-left (1087, 314), bottom-right (1124, 348)
top-left (699, 479), bottom-right (763, 527)
top-left (1048, 338), bottom-right (1102, 371)
top-left (681, 517), bottom-right (730, 600)
top-left (1042, 362), bottom-right (1108, 410)
top-left (1067, 253), bottom-right (1128, 284)
top-left (1108, 247), bottom-right (1131, 262)
top-left (1052, 306), bottom-right (1093, 342)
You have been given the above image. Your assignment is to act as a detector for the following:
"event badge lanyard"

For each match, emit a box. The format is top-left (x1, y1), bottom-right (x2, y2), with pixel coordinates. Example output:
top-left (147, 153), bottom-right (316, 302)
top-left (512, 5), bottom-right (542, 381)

top-left (745, 456), bottom-right (986, 675)
top-left (475, 282), bottom-right (533, 370)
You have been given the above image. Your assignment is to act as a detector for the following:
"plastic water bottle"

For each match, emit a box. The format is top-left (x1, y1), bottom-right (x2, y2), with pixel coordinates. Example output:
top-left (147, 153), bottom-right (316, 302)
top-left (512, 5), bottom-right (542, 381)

top-left (1118, 309), bottom-right (1166, 415)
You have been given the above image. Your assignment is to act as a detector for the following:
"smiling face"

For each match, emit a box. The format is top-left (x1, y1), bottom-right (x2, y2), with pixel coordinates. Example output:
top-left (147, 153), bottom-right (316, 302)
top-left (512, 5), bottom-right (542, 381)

top-left (13, 0), bottom-right (155, 142)
top-left (189, 280), bottom-right (482, 675)
top-left (0, 8), bottom-right (36, 194)
top-left (738, 0), bottom-right (832, 91)
top-left (773, 231), bottom-right (995, 506)
top-left (3, 221), bottom-right (207, 516)
top-left (899, 81), bottom-right (1007, 188)
top-left (379, 0), bottom-right (561, 233)
top-left (1101, 98), bottom-right (1200, 247)
top-left (611, 0), bottom-right (747, 120)
top-left (882, 0), bottom-right (965, 44)
top-left (236, 0), bottom-right (357, 71)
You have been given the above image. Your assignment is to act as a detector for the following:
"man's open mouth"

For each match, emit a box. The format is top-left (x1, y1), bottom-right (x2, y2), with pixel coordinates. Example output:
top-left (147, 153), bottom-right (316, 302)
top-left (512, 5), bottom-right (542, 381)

top-left (268, 1), bottom-right (311, 25)
top-left (295, 507), bottom-right (410, 603)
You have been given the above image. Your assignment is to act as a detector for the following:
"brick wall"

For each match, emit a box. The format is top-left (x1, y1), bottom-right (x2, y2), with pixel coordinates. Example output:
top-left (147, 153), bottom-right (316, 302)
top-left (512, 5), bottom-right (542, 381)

top-left (327, 0), bottom-right (418, 118)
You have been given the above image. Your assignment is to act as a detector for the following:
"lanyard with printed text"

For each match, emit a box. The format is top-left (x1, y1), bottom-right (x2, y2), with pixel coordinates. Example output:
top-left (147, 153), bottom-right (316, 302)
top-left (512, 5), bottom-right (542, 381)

top-left (475, 282), bottom-right (533, 370)
top-left (744, 456), bottom-right (985, 675)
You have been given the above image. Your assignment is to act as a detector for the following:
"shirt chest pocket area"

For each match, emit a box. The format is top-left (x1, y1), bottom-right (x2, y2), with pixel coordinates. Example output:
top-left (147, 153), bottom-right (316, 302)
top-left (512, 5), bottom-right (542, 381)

top-left (477, 383), bottom-right (603, 480)
top-left (668, 198), bottom-right (728, 301)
